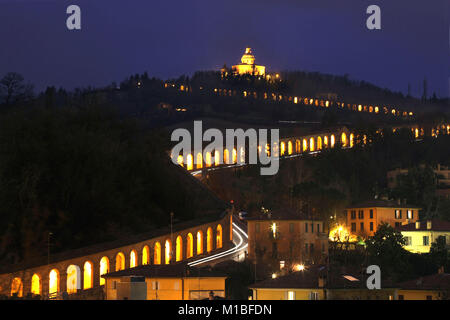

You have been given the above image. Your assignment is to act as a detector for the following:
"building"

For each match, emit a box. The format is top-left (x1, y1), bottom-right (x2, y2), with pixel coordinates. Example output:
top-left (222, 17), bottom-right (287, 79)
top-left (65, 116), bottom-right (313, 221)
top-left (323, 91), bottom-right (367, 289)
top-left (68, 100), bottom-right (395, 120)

top-left (247, 208), bottom-right (328, 268)
top-left (249, 265), bottom-right (326, 300)
top-left (387, 164), bottom-right (450, 199)
top-left (397, 272), bottom-right (450, 300)
top-left (221, 48), bottom-right (266, 76)
top-left (249, 265), bottom-right (397, 300)
top-left (397, 219), bottom-right (450, 253)
top-left (102, 263), bottom-right (227, 300)
top-left (346, 199), bottom-right (420, 237)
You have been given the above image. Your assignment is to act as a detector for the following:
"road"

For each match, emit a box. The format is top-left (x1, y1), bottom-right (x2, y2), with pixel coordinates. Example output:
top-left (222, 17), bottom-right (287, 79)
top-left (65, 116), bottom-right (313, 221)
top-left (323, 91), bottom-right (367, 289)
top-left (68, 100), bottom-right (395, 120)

top-left (188, 215), bottom-right (248, 267)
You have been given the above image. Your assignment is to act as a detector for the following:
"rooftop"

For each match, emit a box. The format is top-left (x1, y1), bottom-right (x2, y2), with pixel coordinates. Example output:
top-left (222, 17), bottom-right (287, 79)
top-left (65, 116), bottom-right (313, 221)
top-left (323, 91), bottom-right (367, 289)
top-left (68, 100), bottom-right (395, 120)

top-left (102, 262), bottom-right (227, 279)
top-left (397, 219), bottom-right (450, 232)
top-left (398, 273), bottom-right (450, 290)
top-left (246, 208), bottom-right (322, 221)
top-left (346, 199), bottom-right (421, 209)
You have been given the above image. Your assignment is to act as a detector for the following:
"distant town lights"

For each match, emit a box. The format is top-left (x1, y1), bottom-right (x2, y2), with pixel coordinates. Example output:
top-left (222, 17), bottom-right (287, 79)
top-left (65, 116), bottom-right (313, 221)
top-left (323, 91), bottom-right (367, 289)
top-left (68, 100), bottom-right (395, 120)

top-left (295, 264), bottom-right (305, 271)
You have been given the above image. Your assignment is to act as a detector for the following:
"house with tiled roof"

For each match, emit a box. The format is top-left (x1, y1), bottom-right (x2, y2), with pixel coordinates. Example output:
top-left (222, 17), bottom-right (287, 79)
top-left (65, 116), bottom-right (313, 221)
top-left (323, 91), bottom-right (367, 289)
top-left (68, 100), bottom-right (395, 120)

top-left (397, 271), bottom-right (450, 300)
top-left (397, 219), bottom-right (450, 253)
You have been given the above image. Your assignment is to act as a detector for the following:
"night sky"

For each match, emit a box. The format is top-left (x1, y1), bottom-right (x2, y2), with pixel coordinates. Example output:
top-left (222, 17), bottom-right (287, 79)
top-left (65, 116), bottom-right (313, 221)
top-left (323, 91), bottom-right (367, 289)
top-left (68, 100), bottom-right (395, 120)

top-left (0, 0), bottom-right (448, 97)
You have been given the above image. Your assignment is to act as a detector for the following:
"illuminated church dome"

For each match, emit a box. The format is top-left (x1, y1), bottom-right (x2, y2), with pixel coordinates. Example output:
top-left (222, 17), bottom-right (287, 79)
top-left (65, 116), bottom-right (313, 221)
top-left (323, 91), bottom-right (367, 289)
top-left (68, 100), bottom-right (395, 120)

top-left (227, 47), bottom-right (266, 76)
top-left (240, 48), bottom-right (256, 65)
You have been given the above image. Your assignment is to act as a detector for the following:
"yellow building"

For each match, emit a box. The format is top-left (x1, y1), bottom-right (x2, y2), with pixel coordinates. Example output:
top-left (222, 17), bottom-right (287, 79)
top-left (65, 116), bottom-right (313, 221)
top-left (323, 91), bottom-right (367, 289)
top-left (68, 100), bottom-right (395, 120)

top-left (397, 219), bottom-right (450, 253)
top-left (397, 272), bottom-right (450, 300)
top-left (346, 199), bottom-right (420, 237)
top-left (249, 266), bottom-right (326, 300)
top-left (103, 264), bottom-right (227, 300)
top-left (225, 48), bottom-right (266, 76)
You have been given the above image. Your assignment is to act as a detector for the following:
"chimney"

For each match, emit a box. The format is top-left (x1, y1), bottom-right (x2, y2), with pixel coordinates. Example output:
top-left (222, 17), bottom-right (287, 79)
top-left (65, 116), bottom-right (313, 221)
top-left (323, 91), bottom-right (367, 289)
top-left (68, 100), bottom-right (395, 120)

top-left (427, 220), bottom-right (432, 230)
top-left (415, 221), bottom-right (421, 229)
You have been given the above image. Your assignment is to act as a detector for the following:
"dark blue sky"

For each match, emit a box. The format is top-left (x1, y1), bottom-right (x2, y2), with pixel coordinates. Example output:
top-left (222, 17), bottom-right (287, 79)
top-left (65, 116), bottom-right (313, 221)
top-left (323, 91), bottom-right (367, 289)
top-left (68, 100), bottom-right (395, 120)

top-left (0, 0), bottom-right (448, 97)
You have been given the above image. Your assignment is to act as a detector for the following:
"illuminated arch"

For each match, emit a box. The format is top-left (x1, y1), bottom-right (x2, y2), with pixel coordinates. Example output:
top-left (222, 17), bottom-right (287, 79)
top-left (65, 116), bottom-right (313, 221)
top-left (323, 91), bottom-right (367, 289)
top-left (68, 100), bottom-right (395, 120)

top-left (176, 155), bottom-right (183, 166)
top-left (130, 249), bottom-right (138, 268)
top-left (287, 141), bottom-right (293, 155)
top-left (414, 128), bottom-right (419, 139)
top-left (341, 133), bottom-right (347, 147)
top-left (317, 136), bottom-right (322, 150)
top-left (31, 274), bottom-right (41, 296)
top-left (349, 133), bottom-right (355, 147)
top-left (224, 149), bottom-right (230, 164)
top-left (83, 261), bottom-right (94, 289)
top-left (309, 137), bottom-right (315, 152)
top-left (176, 235), bottom-right (183, 262)
top-left (164, 239), bottom-right (172, 264)
top-left (232, 148), bottom-right (237, 164)
top-left (214, 150), bottom-right (220, 166)
top-left (186, 233), bottom-right (194, 258)
top-left (280, 142), bottom-right (285, 156)
top-left (49, 269), bottom-right (60, 296)
top-left (205, 152), bottom-right (212, 167)
top-left (186, 154), bottom-right (193, 170)
top-left (330, 135), bottom-right (336, 148)
top-left (323, 136), bottom-right (328, 148)
top-left (295, 140), bottom-right (301, 153)
top-left (142, 246), bottom-right (150, 265)
top-left (196, 153), bottom-right (203, 169)
top-left (154, 242), bottom-right (161, 265)
top-left (10, 277), bottom-right (23, 297)
top-left (196, 230), bottom-right (203, 255)
top-left (302, 139), bottom-right (308, 152)
top-left (115, 252), bottom-right (125, 271)
top-left (207, 227), bottom-right (213, 253)
top-left (216, 224), bottom-right (223, 249)
top-left (66, 265), bottom-right (81, 294)
top-left (99, 257), bottom-right (109, 285)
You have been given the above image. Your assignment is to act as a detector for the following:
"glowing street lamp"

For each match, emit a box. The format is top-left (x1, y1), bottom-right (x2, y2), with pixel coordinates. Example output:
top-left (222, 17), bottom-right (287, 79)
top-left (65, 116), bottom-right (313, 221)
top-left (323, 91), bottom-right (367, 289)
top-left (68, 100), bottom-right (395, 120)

top-left (295, 264), bottom-right (305, 271)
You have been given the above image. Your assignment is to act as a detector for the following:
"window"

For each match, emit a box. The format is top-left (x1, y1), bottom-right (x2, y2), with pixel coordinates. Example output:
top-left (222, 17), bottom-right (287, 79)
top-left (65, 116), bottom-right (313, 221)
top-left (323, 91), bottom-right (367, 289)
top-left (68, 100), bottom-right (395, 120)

top-left (370, 209), bottom-right (373, 219)
top-left (351, 211), bottom-right (356, 219)
top-left (407, 210), bottom-right (413, 219)
top-left (317, 224), bottom-right (320, 233)
top-left (113, 281), bottom-right (117, 290)
top-left (395, 210), bottom-right (402, 219)
top-left (289, 223), bottom-right (294, 233)
top-left (305, 223), bottom-right (308, 233)
top-left (360, 222), bottom-right (364, 232)
top-left (370, 222), bottom-right (374, 231)
top-left (309, 292), bottom-right (319, 300)
top-left (305, 243), bottom-right (308, 253)
top-left (423, 236), bottom-right (429, 246)
top-left (311, 224), bottom-right (314, 233)
top-left (152, 281), bottom-right (159, 290)
top-left (351, 223), bottom-right (356, 232)
top-left (405, 237), bottom-right (412, 246)
top-left (287, 291), bottom-right (295, 300)
top-left (310, 243), bottom-right (314, 254)
top-left (272, 242), bottom-right (278, 259)
top-left (358, 210), bottom-right (364, 219)
top-left (255, 223), bottom-right (260, 233)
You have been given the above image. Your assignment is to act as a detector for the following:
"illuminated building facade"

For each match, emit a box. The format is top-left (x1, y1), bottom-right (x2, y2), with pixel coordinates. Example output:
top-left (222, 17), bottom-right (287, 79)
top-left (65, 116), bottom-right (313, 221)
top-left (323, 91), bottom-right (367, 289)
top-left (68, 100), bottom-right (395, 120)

top-left (397, 219), bottom-right (450, 253)
top-left (103, 264), bottom-right (226, 300)
top-left (346, 199), bottom-right (421, 237)
top-left (221, 48), bottom-right (266, 76)
top-left (247, 209), bottom-right (328, 267)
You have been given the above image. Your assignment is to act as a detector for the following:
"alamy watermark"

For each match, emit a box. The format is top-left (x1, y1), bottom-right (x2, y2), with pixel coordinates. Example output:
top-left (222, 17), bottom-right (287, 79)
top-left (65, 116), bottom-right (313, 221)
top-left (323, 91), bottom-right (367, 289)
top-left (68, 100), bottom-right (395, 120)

top-left (171, 121), bottom-right (280, 176)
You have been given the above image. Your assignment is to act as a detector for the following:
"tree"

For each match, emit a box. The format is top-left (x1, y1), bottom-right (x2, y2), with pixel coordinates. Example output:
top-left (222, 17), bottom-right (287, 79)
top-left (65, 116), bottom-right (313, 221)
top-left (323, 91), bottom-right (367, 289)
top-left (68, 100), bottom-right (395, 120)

top-left (0, 72), bottom-right (33, 106)
top-left (366, 223), bottom-right (410, 280)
